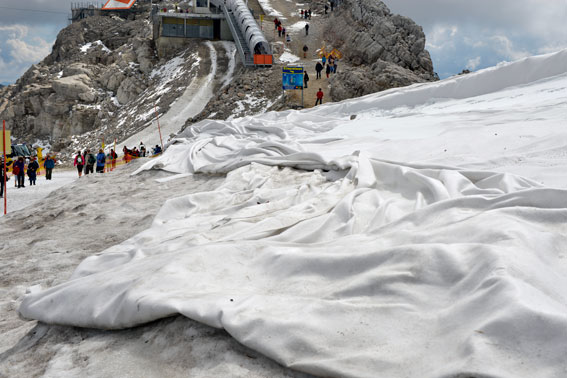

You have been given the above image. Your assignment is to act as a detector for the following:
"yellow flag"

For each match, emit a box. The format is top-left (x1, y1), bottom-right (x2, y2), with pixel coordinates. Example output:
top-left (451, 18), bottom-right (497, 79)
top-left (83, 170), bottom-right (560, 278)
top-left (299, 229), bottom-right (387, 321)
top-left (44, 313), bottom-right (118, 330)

top-left (0, 129), bottom-right (11, 155)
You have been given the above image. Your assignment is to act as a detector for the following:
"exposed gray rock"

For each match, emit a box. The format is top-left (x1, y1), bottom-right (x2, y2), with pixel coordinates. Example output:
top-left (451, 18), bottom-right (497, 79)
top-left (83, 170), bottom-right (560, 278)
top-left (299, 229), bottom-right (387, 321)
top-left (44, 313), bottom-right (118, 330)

top-left (330, 60), bottom-right (430, 101)
top-left (52, 74), bottom-right (95, 103)
top-left (116, 76), bottom-right (144, 104)
top-left (323, 0), bottom-right (437, 100)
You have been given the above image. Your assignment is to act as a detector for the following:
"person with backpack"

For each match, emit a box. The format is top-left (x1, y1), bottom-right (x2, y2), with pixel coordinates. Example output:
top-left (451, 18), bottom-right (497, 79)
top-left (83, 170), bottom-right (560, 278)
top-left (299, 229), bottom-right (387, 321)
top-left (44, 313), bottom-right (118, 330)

top-left (27, 156), bottom-right (39, 185)
top-left (96, 149), bottom-right (106, 173)
top-left (315, 88), bottom-right (324, 106)
top-left (110, 149), bottom-right (118, 170)
top-left (304, 71), bottom-right (310, 89)
top-left (74, 150), bottom-right (84, 177)
top-left (43, 154), bottom-right (55, 180)
top-left (315, 62), bottom-right (323, 79)
top-left (85, 149), bottom-right (96, 174)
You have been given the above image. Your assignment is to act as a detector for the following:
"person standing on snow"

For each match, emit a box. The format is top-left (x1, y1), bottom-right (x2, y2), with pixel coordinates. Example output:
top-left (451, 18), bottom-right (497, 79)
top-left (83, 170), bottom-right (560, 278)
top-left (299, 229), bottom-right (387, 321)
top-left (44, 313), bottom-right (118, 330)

top-left (304, 71), bottom-right (310, 88)
top-left (303, 44), bottom-right (309, 58)
top-left (74, 150), bottom-right (84, 177)
top-left (96, 149), bottom-right (106, 173)
top-left (0, 160), bottom-right (8, 198)
top-left (110, 149), bottom-right (118, 170)
top-left (15, 157), bottom-right (26, 188)
top-left (305, 23), bottom-right (309, 36)
top-left (326, 63), bottom-right (331, 78)
top-left (27, 156), bottom-right (39, 186)
top-left (315, 88), bottom-right (324, 105)
top-left (85, 149), bottom-right (96, 175)
top-left (315, 62), bottom-right (323, 79)
top-left (43, 154), bottom-right (55, 180)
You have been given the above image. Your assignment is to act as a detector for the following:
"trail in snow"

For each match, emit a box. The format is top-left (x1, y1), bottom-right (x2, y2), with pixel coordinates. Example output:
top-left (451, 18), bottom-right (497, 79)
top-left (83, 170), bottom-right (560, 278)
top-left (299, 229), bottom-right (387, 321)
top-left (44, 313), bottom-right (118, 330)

top-left (220, 41), bottom-right (237, 88)
top-left (119, 41), bottom-right (234, 151)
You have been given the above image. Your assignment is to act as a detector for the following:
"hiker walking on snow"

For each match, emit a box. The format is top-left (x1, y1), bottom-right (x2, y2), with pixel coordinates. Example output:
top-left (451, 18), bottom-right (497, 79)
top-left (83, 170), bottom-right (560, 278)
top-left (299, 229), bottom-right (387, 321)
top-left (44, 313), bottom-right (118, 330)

top-left (326, 63), bottom-right (331, 78)
top-left (315, 88), bottom-right (324, 105)
top-left (303, 44), bottom-right (309, 58)
top-left (305, 23), bottom-right (309, 36)
top-left (278, 24), bottom-right (282, 37)
top-left (304, 71), bottom-right (310, 88)
top-left (27, 156), bottom-right (39, 186)
top-left (315, 62), bottom-right (323, 79)
top-left (44, 154), bottom-right (55, 180)
top-left (96, 149), bottom-right (106, 173)
top-left (85, 149), bottom-right (96, 174)
top-left (74, 150), bottom-right (84, 177)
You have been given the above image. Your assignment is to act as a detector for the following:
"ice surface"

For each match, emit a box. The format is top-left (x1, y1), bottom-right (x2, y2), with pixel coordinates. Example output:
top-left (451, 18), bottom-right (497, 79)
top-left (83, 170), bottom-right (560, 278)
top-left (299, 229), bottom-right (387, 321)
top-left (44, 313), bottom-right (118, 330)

top-left (19, 49), bottom-right (567, 377)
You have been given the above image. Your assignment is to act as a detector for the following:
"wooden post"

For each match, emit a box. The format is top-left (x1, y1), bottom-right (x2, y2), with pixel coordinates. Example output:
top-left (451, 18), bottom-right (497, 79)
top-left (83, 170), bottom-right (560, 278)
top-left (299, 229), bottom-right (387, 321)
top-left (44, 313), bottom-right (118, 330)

top-left (154, 104), bottom-right (164, 151)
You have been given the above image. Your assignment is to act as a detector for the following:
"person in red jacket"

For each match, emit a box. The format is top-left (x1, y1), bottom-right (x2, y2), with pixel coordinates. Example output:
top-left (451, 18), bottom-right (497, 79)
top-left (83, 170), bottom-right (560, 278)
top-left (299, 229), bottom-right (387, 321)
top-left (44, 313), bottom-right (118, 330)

top-left (74, 150), bottom-right (84, 177)
top-left (315, 88), bottom-right (324, 106)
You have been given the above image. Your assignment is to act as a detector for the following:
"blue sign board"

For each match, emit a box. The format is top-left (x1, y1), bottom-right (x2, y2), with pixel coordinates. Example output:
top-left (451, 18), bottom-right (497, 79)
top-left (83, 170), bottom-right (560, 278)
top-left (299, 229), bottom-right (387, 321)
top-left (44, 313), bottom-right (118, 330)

top-left (282, 66), bottom-right (304, 90)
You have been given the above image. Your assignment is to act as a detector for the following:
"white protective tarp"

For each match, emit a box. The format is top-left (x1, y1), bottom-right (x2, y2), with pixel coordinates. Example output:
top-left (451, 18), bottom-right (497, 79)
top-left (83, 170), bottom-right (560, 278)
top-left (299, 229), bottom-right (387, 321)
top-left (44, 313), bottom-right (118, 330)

top-left (19, 50), bottom-right (567, 378)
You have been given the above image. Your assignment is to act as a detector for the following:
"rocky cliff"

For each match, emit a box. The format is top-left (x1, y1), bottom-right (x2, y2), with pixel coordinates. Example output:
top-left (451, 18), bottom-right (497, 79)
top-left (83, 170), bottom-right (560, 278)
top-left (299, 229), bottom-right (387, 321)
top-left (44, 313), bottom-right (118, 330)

top-left (0, 0), bottom-right (438, 159)
top-left (321, 0), bottom-right (437, 101)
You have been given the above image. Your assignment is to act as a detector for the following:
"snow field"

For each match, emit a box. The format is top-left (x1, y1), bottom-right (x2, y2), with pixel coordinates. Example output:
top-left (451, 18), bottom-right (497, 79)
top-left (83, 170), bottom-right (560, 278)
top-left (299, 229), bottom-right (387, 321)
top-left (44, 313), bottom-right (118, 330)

top-left (18, 49), bottom-right (567, 377)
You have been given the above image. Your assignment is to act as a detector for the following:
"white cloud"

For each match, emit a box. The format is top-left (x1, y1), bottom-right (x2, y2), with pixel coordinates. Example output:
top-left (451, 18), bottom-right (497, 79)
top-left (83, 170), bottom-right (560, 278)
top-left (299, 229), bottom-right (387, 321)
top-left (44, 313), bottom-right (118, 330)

top-left (489, 35), bottom-right (531, 61)
top-left (384, 0), bottom-right (567, 76)
top-left (465, 56), bottom-right (481, 70)
top-left (0, 24), bottom-right (54, 83)
top-left (7, 37), bottom-right (52, 63)
top-left (0, 25), bottom-right (29, 39)
top-left (426, 25), bottom-right (458, 50)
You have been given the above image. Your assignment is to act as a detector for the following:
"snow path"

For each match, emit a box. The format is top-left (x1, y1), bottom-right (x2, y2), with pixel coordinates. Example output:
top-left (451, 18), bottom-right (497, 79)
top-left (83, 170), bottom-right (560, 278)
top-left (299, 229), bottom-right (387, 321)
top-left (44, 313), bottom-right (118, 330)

top-left (220, 41), bottom-right (237, 88)
top-left (1, 169), bottom-right (77, 217)
top-left (19, 50), bottom-right (567, 378)
top-left (120, 41), bottom-right (219, 150)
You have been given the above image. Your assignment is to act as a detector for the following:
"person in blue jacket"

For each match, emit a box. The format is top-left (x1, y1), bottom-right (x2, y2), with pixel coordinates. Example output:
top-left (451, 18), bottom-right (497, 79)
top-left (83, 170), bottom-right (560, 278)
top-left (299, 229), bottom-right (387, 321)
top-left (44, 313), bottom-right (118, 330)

top-left (96, 149), bottom-right (106, 173)
top-left (43, 154), bottom-right (56, 180)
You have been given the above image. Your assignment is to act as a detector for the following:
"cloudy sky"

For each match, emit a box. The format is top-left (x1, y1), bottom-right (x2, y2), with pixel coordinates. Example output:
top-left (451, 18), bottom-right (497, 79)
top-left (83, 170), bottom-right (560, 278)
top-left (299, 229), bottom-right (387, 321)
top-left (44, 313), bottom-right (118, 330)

top-left (0, 0), bottom-right (566, 83)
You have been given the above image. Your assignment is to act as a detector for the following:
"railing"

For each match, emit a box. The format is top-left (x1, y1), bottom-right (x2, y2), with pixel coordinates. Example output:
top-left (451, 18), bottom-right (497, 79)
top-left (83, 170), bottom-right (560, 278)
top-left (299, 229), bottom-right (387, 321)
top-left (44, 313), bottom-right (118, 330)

top-left (222, 5), bottom-right (254, 66)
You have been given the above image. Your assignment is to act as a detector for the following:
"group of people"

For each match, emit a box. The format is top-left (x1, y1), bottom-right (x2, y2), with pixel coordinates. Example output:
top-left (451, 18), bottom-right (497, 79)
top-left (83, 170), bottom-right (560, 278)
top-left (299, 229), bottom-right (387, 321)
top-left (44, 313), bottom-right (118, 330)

top-left (314, 54), bottom-right (338, 79)
top-left (73, 142), bottom-right (163, 177)
top-left (74, 149), bottom-right (117, 176)
top-left (300, 9), bottom-right (312, 19)
top-left (0, 154), bottom-right (57, 195)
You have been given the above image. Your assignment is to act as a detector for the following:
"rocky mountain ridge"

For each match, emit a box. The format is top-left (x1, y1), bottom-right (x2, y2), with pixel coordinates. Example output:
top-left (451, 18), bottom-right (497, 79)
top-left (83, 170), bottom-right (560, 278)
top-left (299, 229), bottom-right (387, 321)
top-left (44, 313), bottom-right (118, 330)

top-left (322, 0), bottom-right (437, 100)
top-left (0, 0), bottom-right (437, 160)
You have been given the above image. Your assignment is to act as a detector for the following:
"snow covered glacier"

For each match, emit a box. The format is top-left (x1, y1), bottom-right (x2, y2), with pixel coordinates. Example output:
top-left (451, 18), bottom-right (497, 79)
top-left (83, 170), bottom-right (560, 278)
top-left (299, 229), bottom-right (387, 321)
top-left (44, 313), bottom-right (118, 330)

top-left (20, 50), bottom-right (567, 378)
